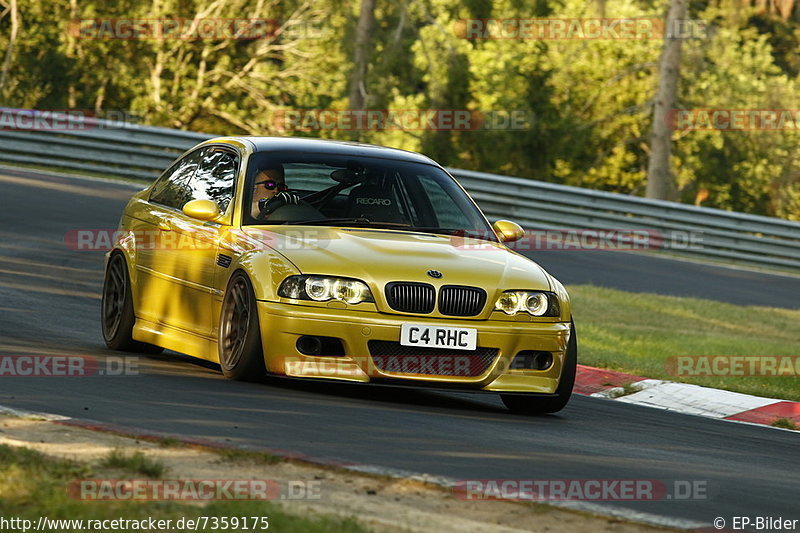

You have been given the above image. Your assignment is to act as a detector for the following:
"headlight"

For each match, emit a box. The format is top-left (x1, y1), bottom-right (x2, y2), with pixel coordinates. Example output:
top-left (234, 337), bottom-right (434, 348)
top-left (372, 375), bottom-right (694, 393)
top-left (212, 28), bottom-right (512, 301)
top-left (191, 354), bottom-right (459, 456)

top-left (494, 291), bottom-right (559, 317)
top-left (278, 275), bottom-right (374, 304)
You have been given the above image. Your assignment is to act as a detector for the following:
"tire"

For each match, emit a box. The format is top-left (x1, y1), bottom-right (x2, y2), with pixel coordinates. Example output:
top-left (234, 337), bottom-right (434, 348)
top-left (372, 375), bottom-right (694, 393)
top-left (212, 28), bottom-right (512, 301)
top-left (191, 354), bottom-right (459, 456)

top-left (101, 252), bottom-right (164, 354)
top-left (501, 318), bottom-right (577, 415)
top-left (218, 271), bottom-right (266, 381)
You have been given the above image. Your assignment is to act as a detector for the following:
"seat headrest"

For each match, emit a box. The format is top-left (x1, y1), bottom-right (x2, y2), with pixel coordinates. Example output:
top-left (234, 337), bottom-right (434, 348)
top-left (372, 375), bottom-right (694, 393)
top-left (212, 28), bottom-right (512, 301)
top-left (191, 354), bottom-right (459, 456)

top-left (346, 184), bottom-right (403, 222)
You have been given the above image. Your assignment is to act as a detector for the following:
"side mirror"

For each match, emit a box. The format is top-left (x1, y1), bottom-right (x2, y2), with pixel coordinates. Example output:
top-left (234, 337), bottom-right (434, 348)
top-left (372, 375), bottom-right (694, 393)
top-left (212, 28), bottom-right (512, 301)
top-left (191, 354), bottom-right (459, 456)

top-left (182, 199), bottom-right (221, 221)
top-left (492, 219), bottom-right (525, 243)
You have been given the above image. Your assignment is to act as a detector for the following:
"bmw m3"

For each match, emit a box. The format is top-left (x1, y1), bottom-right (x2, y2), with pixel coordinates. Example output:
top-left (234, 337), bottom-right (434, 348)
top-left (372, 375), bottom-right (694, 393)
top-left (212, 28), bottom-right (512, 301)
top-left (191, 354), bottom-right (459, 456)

top-left (101, 137), bottom-right (577, 413)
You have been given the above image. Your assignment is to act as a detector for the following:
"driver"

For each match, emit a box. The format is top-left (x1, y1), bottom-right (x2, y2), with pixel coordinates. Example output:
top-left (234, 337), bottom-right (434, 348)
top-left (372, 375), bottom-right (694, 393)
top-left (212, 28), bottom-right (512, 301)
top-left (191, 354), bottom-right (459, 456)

top-left (250, 166), bottom-right (301, 219)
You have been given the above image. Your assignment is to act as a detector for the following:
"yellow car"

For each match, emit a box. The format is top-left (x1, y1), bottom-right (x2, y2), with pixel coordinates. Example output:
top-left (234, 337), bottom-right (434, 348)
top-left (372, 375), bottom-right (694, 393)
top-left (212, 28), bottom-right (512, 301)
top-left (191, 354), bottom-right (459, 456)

top-left (101, 137), bottom-right (576, 414)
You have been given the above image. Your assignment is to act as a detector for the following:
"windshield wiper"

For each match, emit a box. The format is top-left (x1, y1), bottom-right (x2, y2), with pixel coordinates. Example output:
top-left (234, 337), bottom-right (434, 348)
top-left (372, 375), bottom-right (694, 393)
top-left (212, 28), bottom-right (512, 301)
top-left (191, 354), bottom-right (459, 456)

top-left (283, 220), bottom-right (494, 241)
top-left (284, 217), bottom-right (412, 228)
top-left (409, 227), bottom-right (496, 241)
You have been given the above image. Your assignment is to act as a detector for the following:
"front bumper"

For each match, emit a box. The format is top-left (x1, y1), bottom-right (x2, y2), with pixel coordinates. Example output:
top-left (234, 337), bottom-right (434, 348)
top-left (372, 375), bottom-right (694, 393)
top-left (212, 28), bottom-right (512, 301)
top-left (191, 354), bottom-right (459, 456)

top-left (256, 301), bottom-right (571, 393)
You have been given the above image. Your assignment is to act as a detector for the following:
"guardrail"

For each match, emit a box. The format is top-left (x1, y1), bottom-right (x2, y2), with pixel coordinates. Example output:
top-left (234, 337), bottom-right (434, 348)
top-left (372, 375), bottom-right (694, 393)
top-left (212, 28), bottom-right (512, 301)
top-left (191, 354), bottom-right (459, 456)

top-left (450, 169), bottom-right (800, 270)
top-left (0, 109), bottom-right (210, 180)
top-left (1, 108), bottom-right (799, 272)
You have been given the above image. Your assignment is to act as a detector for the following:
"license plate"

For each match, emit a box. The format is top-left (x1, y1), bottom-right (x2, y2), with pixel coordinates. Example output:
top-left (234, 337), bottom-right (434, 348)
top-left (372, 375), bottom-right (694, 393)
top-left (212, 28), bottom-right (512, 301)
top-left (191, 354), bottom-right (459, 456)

top-left (400, 324), bottom-right (477, 351)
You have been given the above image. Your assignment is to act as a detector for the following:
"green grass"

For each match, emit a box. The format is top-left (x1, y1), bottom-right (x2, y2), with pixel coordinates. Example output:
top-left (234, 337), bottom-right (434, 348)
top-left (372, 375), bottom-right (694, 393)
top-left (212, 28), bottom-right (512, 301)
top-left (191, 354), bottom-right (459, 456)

top-left (569, 284), bottom-right (800, 401)
top-left (0, 444), bottom-right (369, 533)
top-left (100, 449), bottom-right (167, 478)
top-left (603, 381), bottom-right (643, 399)
top-left (156, 437), bottom-right (182, 448)
top-left (214, 447), bottom-right (283, 466)
top-left (771, 418), bottom-right (798, 430)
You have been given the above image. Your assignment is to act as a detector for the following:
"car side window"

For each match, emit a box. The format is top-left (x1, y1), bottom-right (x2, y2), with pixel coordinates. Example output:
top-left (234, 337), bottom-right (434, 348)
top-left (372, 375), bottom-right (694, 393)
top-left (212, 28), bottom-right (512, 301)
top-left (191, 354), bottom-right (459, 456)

top-left (189, 148), bottom-right (238, 213)
top-left (150, 150), bottom-right (201, 209)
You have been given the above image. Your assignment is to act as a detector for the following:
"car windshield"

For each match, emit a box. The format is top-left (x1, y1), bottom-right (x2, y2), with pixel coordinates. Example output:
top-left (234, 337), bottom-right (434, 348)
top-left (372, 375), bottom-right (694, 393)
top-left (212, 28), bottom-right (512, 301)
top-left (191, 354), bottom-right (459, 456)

top-left (242, 152), bottom-right (497, 242)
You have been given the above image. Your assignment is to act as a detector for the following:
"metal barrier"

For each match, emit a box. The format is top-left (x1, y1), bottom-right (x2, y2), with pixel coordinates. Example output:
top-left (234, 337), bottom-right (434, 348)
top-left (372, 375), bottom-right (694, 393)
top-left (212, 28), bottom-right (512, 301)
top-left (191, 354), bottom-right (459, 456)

top-left (0, 109), bottom-right (210, 180)
top-left (450, 169), bottom-right (800, 270)
top-left (1, 108), bottom-right (798, 271)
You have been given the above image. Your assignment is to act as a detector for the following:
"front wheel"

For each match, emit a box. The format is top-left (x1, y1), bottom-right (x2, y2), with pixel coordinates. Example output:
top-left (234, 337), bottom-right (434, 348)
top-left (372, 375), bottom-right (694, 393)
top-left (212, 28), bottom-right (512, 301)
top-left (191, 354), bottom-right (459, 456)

top-left (219, 272), bottom-right (266, 381)
top-left (501, 318), bottom-right (577, 414)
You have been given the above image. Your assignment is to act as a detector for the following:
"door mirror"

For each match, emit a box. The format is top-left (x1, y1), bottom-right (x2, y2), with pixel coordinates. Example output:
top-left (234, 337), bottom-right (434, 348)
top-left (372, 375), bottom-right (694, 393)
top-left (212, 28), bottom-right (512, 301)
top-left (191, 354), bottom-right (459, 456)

top-left (492, 219), bottom-right (525, 243)
top-left (182, 199), bottom-right (221, 221)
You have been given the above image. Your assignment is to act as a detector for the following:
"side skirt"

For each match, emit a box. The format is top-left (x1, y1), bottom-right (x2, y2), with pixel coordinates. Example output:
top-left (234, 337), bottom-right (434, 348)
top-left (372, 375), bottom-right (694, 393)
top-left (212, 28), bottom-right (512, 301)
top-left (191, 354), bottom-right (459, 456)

top-left (133, 318), bottom-right (219, 363)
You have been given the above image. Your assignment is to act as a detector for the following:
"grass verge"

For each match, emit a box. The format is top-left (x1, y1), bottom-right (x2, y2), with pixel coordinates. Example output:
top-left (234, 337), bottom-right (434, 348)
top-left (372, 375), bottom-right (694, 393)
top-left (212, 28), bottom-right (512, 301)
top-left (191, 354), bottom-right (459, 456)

top-left (0, 444), bottom-right (369, 533)
top-left (569, 284), bottom-right (800, 402)
top-left (100, 449), bottom-right (168, 478)
top-left (771, 418), bottom-right (798, 430)
top-left (214, 448), bottom-right (283, 466)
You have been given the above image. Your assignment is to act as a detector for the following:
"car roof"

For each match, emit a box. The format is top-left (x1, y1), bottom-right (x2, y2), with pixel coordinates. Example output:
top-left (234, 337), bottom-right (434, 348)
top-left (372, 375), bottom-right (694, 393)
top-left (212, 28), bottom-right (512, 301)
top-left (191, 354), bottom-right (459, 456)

top-left (210, 136), bottom-right (438, 165)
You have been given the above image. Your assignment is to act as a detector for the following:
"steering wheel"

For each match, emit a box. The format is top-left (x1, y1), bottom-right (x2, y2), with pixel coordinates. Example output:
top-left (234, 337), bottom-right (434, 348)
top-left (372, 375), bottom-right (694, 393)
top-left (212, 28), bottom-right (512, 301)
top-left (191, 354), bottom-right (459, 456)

top-left (257, 192), bottom-right (321, 222)
top-left (258, 195), bottom-right (288, 218)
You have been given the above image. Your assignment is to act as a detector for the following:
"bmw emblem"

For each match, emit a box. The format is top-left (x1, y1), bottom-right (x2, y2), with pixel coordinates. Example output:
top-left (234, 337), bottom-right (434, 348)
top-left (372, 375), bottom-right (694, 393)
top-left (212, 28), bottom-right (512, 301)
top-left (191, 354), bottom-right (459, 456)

top-left (427, 269), bottom-right (443, 279)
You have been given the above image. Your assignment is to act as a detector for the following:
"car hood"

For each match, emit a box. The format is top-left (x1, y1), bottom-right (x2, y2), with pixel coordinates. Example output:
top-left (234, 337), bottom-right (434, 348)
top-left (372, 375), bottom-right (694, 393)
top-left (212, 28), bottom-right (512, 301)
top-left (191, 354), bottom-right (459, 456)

top-left (242, 226), bottom-right (551, 292)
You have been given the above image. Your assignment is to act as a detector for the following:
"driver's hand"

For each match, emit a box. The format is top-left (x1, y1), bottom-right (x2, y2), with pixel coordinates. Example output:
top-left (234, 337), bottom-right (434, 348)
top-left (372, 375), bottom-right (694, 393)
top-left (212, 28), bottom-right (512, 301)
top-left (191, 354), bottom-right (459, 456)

top-left (274, 191), bottom-right (301, 205)
top-left (258, 191), bottom-right (301, 216)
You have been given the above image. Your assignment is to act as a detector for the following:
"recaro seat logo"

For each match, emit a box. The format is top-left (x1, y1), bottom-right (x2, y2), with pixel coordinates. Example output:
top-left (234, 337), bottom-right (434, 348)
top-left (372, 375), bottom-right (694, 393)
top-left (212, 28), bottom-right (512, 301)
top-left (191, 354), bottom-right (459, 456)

top-left (355, 198), bottom-right (392, 205)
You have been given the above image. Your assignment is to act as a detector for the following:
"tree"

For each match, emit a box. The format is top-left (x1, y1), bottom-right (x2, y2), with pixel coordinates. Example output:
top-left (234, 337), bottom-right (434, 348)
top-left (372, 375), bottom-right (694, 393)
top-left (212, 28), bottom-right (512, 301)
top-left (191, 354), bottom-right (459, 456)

top-left (348, 0), bottom-right (376, 111)
top-left (646, 0), bottom-right (687, 201)
top-left (0, 0), bottom-right (18, 97)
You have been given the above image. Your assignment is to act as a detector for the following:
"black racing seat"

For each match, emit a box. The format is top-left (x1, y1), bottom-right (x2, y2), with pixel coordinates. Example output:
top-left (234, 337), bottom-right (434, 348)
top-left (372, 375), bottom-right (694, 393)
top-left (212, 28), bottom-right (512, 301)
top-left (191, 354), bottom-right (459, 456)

top-left (345, 184), bottom-right (405, 223)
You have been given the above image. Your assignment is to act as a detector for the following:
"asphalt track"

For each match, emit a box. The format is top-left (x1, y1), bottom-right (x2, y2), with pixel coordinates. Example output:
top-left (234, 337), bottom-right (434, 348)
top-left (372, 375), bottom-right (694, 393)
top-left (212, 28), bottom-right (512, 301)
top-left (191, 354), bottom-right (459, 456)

top-left (0, 167), bottom-right (798, 529)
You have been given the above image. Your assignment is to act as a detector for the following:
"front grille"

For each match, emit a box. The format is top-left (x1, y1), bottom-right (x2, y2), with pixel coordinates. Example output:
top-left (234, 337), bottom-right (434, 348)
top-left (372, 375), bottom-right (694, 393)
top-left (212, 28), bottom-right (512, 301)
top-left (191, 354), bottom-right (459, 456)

top-left (385, 282), bottom-right (435, 314)
top-left (439, 285), bottom-right (486, 316)
top-left (368, 340), bottom-right (498, 377)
